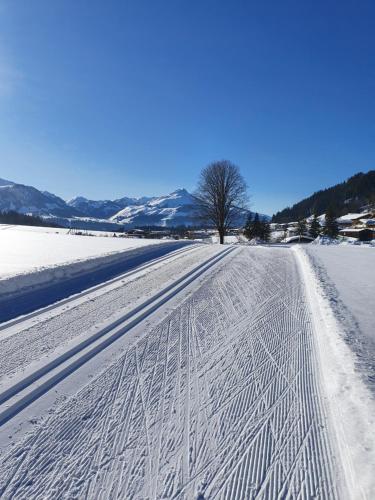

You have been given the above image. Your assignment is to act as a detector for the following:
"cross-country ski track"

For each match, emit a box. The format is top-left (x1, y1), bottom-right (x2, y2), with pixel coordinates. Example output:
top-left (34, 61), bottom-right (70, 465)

top-left (0, 244), bottom-right (362, 499)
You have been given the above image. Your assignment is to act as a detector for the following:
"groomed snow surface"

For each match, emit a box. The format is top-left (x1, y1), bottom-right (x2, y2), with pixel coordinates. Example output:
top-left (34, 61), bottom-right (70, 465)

top-left (0, 237), bottom-right (374, 499)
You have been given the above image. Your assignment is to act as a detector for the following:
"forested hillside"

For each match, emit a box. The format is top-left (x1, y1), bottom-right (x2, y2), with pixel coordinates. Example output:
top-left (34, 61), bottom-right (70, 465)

top-left (0, 211), bottom-right (61, 227)
top-left (272, 171), bottom-right (375, 223)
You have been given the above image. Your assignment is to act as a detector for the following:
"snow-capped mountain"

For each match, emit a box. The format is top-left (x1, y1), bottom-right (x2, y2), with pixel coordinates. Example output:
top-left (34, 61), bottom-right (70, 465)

top-left (67, 195), bottom-right (154, 219)
top-left (0, 177), bottom-right (14, 187)
top-left (0, 177), bottom-right (269, 228)
top-left (0, 178), bottom-right (79, 217)
top-left (0, 179), bottom-right (198, 226)
top-left (67, 196), bottom-right (129, 219)
top-left (111, 189), bottom-right (197, 227)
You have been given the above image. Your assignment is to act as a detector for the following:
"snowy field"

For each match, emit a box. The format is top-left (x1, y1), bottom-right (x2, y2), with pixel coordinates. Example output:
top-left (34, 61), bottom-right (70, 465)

top-left (0, 224), bottom-right (187, 312)
top-left (304, 245), bottom-right (375, 344)
top-left (0, 243), bottom-right (374, 498)
top-left (296, 245), bottom-right (375, 497)
top-left (210, 235), bottom-right (239, 244)
top-left (0, 224), bottom-right (167, 279)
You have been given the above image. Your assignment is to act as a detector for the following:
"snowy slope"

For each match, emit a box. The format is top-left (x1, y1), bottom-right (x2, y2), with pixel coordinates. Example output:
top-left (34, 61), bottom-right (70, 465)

top-left (0, 177), bottom-right (14, 187)
top-left (67, 196), bottom-right (124, 218)
top-left (0, 177), bottom-right (270, 228)
top-left (110, 188), bottom-right (270, 228)
top-left (0, 179), bottom-right (78, 217)
top-left (67, 195), bottom-right (153, 218)
top-left (111, 188), bottom-right (197, 227)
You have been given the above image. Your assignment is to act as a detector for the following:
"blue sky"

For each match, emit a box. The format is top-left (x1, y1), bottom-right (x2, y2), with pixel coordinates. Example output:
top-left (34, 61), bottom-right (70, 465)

top-left (0, 0), bottom-right (375, 215)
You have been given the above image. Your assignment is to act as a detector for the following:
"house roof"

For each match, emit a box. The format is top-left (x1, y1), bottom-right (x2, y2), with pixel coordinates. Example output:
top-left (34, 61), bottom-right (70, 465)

top-left (337, 212), bottom-right (372, 223)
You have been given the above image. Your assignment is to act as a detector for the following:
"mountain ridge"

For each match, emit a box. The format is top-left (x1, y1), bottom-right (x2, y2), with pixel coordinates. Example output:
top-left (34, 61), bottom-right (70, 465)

top-left (0, 178), bottom-right (269, 228)
top-left (272, 170), bottom-right (375, 223)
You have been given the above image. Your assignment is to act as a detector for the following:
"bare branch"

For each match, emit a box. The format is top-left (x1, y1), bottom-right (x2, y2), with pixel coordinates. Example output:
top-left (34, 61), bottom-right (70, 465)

top-left (194, 160), bottom-right (248, 244)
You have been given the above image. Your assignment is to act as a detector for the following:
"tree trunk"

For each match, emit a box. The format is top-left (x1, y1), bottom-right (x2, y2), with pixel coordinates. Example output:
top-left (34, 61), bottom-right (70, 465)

top-left (219, 230), bottom-right (224, 244)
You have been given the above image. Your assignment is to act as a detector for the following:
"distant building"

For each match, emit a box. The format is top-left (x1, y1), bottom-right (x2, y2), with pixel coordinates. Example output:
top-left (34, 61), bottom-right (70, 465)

top-left (337, 212), bottom-right (373, 227)
top-left (186, 230), bottom-right (211, 240)
top-left (339, 228), bottom-right (374, 241)
top-left (360, 218), bottom-right (375, 227)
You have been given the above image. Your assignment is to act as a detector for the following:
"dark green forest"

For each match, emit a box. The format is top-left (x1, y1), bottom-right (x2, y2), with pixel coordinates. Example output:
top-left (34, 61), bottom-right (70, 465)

top-left (0, 211), bottom-right (61, 228)
top-left (272, 171), bottom-right (375, 223)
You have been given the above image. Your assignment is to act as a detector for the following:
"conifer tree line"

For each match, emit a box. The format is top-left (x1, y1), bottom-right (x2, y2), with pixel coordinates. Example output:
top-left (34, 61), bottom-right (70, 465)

top-left (272, 170), bottom-right (375, 223)
top-left (323, 207), bottom-right (339, 238)
top-left (296, 218), bottom-right (307, 237)
top-left (244, 213), bottom-right (271, 242)
top-left (309, 214), bottom-right (321, 238)
top-left (294, 208), bottom-right (339, 240)
top-left (0, 210), bottom-right (61, 228)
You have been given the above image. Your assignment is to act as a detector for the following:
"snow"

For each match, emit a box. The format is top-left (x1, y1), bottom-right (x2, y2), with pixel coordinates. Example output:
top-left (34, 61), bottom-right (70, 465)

top-left (307, 213), bottom-right (326, 223)
top-left (0, 225), bottom-right (167, 279)
top-left (295, 245), bottom-right (375, 497)
top-left (0, 177), bottom-right (15, 187)
top-left (0, 247), bottom-right (341, 497)
top-left (111, 188), bottom-right (196, 227)
top-left (339, 227), bottom-right (374, 233)
top-left (311, 235), bottom-right (375, 246)
top-left (304, 245), bottom-right (375, 345)
top-left (0, 224), bottom-right (175, 302)
top-left (282, 235), bottom-right (314, 243)
top-left (0, 241), bottom-right (374, 496)
top-left (0, 245), bottom-right (221, 388)
top-left (337, 212), bottom-right (371, 223)
top-left (270, 229), bottom-right (285, 241)
top-left (210, 235), bottom-right (239, 244)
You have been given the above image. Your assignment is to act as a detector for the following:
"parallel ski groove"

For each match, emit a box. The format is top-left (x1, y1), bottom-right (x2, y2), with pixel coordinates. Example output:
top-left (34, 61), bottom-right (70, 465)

top-left (0, 247), bottom-right (338, 499)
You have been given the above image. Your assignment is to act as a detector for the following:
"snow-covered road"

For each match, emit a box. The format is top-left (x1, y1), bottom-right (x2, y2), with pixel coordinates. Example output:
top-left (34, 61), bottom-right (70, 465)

top-left (0, 246), bottom-right (341, 499)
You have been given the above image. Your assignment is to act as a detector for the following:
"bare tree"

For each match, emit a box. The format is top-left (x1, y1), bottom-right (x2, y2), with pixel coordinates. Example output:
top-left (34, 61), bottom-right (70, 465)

top-left (194, 160), bottom-right (248, 244)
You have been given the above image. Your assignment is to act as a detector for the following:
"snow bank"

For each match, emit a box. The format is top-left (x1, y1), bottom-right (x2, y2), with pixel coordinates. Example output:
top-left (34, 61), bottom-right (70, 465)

top-left (210, 235), bottom-right (239, 244)
top-left (311, 236), bottom-right (341, 245)
top-left (0, 225), bottom-right (169, 300)
top-left (312, 235), bottom-right (375, 246)
top-left (295, 246), bottom-right (375, 498)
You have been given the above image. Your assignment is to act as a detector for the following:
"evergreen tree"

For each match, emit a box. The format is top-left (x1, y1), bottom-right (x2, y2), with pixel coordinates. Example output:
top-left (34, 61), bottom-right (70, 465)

top-left (309, 214), bottom-right (321, 239)
top-left (243, 213), bottom-right (253, 240)
top-left (323, 207), bottom-right (339, 238)
top-left (0, 210), bottom-right (61, 228)
top-left (296, 218), bottom-right (307, 237)
top-left (252, 213), bottom-right (263, 239)
top-left (261, 221), bottom-right (271, 242)
top-left (243, 213), bottom-right (266, 241)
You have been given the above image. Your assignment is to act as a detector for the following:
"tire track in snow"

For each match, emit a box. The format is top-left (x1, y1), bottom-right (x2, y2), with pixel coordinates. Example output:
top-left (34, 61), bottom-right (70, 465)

top-left (0, 247), bottom-right (339, 499)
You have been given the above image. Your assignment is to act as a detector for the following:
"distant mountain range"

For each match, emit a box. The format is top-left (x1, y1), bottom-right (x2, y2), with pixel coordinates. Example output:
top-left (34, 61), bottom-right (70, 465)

top-left (0, 178), bottom-right (268, 229)
top-left (0, 178), bottom-right (79, 218)
top-left (67, 195), bottom-right (154, 219)
top-left (272, 171), bottom-right (375, 223)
